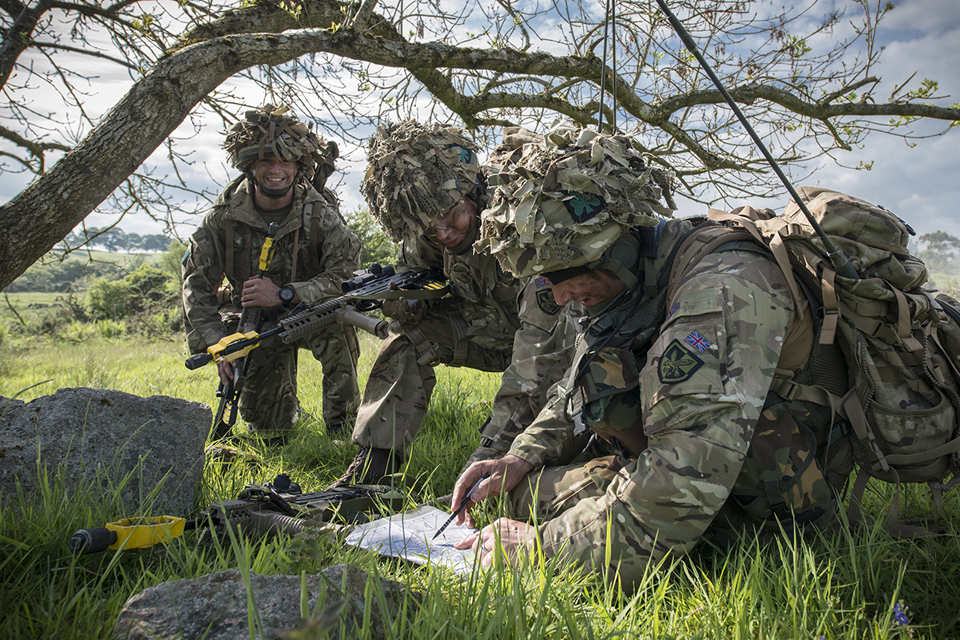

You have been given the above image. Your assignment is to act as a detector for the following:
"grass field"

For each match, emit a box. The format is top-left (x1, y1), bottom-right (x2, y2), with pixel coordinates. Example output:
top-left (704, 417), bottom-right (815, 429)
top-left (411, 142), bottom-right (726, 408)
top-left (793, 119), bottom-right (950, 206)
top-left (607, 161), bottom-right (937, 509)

top-left (2, 332), bottom-right (960, 639)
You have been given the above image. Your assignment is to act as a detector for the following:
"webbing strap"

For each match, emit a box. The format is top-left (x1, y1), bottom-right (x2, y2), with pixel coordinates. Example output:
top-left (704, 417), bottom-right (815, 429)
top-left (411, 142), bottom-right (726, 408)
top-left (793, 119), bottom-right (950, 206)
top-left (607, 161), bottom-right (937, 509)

top-left (404, 324), bottom-right (439, 367)
top-left (885, 432), bottom-right (960, 467)
top-left (819, 267), bottom-right (839, 345)
top-left (929, 308), bottom-right (960, 384)
top-left (704, 209), bottom-right (803, 316)
top-left (225, 219), bottom-right (234, 281)
top-left (290, 227), bottom-right (300, 282)
top-left (848, 467), bottom-right (948, 538)
top-left (893, 286), bottom-right (923, 352)
top-left (770, 376), bottom-right (843, 416)
top-left (310, 205), bottom-right (321, 275)
top-left (843, 391), bottom-right (889, 474)
top-left (449, 310), bottom-right (470, 366)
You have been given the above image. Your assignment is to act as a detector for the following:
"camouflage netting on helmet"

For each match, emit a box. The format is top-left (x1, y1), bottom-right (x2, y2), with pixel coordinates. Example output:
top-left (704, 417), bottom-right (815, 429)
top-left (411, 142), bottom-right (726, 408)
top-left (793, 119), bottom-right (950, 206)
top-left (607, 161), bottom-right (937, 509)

top-left (224, 104), bottom-right (328, 180)
top-left (363, 121), bottom-right (483, 242)
top-left (477, 123), bottom-right (677, 278)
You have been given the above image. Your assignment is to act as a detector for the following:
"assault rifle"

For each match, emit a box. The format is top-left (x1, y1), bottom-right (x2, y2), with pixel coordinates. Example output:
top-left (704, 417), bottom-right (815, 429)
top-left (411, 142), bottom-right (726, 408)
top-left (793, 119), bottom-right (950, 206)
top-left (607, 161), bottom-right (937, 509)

top-left (69, 475), bottom-right (406, 555)
top-left (190, 264), bottom-right (449, 439)
top-left (209, 223), bottom-right (280, 437)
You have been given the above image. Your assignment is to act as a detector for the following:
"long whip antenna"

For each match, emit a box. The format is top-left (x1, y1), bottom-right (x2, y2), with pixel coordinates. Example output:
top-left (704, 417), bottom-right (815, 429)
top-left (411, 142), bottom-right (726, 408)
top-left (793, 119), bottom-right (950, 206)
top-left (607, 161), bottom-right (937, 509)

top-left (597, 0), bottom-right (619, 132)
top-left (654, 0), bottom-right (858, 279)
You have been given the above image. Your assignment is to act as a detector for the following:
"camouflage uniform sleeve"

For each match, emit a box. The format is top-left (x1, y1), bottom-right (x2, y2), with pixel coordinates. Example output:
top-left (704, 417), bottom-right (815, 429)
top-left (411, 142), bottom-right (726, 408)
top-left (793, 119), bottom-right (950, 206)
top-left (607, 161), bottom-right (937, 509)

top-left (534, 252), bottom-right (796, 575)
top-left (181, 211), bottom-right (231, 354)
top-left (482, 277), bottom-right (582, 452)
top-left (395, 234), bottom-right (444, 271)
top-left (289, 194), bottom-right (361, 304)
top-left (505, 379), bottom-right (587, 466)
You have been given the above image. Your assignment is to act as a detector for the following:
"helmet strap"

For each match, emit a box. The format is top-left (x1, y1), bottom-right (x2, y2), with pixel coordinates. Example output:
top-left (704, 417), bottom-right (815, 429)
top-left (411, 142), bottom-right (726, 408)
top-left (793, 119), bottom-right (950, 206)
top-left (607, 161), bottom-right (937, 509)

top-left (245, 163), bottom-right (305, 199)
top-left (595, 232), bottom-right (642, 290)
top-left (448, 219), bottom-right (480, 255)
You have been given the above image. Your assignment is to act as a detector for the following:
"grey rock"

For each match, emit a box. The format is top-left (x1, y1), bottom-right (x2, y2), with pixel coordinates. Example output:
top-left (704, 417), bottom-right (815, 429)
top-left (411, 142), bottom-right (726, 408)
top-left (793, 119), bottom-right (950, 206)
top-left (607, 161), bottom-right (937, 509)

top-left (114, 564), bottom-right (420, 640)
top-left (0, 388), bottom-right (209, 516)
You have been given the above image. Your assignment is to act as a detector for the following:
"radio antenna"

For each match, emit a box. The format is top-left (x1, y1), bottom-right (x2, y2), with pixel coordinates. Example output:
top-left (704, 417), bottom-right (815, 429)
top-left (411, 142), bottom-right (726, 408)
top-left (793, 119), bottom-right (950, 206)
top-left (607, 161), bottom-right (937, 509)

top-left (654, 0), bottom-right (858, 279)
top-left (597, 0), bottom-right (618, 132)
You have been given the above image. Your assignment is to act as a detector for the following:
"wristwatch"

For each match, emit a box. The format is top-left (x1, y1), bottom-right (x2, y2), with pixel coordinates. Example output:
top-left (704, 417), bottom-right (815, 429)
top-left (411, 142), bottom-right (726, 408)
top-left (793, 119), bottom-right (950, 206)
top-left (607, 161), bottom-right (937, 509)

top-left (278, 285), bottom-right (296, 309)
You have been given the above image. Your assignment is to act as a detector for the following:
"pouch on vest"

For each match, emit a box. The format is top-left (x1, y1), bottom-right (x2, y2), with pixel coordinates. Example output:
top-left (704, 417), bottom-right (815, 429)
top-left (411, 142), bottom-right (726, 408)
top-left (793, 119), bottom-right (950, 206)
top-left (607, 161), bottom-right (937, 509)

top-left (568, 346), bottom-right (648, 458)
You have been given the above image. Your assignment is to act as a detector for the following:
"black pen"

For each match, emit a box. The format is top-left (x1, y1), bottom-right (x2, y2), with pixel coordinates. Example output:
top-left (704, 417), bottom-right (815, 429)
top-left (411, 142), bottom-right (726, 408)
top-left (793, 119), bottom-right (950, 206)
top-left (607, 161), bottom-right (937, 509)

top-left (432, 472), bottom-right (491, 540)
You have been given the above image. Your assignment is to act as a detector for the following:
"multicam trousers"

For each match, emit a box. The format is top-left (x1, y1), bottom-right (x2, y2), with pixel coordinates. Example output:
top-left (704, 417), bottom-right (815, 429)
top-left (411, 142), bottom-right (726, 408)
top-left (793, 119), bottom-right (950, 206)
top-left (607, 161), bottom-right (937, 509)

top-left (239, 321), bottom-right (360, 433)
top-left (350, 301), bottom-right (514, 452)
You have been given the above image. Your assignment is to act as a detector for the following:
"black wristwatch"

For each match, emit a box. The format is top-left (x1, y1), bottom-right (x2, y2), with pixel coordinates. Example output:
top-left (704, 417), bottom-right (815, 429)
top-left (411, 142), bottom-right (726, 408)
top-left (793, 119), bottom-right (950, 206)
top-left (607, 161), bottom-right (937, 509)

top-left (278, 285), bottom-right (296, 309)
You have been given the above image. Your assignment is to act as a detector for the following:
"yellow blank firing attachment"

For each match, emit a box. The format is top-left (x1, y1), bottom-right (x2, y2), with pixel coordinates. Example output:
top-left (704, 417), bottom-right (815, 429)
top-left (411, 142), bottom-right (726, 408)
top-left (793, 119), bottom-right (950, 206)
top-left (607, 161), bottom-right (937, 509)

top-left (207, 331), bottom-right (260, 363)
top-left (106, 517), bottom-right (186, 550)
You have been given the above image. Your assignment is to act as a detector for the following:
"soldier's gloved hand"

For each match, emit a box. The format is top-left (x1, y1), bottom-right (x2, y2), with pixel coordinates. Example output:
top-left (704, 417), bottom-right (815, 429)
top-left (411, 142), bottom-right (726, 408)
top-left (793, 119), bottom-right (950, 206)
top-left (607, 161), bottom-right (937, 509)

top-left (380, 297), bottom-right (427, 324)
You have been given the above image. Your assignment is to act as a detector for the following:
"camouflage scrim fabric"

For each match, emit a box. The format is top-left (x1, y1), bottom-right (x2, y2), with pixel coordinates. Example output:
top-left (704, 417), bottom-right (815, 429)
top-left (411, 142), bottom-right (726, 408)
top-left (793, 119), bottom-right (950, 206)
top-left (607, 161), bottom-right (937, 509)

top-left (224, 103), bottom-right (330, 180)
top-left (362, 121), bottom-right (484, 241)
top-left (477, 122), bottom-right (677, 278)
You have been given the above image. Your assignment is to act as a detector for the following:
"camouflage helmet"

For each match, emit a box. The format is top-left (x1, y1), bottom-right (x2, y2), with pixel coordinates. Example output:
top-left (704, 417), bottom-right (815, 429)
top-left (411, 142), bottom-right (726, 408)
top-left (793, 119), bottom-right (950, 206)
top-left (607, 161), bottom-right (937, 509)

top-left (476, 123), bottom-right (677, 279)
top-left (224, 103), bottom-right (328, 180)
top-left (362, 121), bottom-right (483, 242)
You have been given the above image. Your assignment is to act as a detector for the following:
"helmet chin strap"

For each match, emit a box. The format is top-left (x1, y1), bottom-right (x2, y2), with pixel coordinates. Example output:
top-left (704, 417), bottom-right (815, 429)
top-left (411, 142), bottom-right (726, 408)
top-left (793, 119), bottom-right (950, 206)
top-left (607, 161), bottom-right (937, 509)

top-left (246, 163), bottom-right (305, 200)
top-left (449, 222), bottom-right (480, 255)
top-left (594, 231), bottom-right (642, 291)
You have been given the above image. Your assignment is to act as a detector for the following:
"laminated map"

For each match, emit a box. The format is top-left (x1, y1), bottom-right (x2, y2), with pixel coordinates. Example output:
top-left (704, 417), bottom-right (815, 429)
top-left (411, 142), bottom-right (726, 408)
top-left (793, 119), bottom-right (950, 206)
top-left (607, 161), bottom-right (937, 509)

top-left (345, 505), bottom-right (479, 574)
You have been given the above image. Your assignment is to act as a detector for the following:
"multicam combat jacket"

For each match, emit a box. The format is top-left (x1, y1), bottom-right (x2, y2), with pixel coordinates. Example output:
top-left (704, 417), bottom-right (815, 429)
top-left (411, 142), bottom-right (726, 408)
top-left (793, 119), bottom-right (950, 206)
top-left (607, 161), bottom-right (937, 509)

top-left (508, 218), bottom-right (841, 581)
top-left (182, 177), bottom-right (360, 354)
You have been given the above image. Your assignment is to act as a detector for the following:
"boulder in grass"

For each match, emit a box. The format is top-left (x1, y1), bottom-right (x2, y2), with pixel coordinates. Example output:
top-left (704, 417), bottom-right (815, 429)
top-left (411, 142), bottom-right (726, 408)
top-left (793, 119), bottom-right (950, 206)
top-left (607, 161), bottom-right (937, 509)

top-left (114, 564), bottom-right (420, 640)
top-left (0, 387), bottom-right (209, 516)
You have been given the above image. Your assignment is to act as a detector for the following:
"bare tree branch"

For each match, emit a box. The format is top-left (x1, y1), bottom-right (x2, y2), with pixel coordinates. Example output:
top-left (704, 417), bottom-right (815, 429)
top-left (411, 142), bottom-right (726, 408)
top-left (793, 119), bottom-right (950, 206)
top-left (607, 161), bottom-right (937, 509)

top-left (2, 0), bottom-right (958, 289)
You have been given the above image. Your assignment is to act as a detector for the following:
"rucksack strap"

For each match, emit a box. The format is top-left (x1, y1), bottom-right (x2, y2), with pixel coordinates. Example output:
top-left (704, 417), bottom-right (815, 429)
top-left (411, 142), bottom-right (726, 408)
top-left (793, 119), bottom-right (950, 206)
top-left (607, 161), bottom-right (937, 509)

top-left (309, 204), bottom-right (321, 275)
top-left (847, 467), bottom-right (951, 538)
top-left (704, 209), bottom-right (805, 317)
top-left (225, 218), bottom-right (235, 281)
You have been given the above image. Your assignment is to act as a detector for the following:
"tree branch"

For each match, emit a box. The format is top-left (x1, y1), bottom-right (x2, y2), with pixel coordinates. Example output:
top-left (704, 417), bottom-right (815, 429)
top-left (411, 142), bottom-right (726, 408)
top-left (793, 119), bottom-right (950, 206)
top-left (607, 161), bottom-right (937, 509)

top-left (31, 41), bottom-right (140, 69)
top-left (0, 0), bottom-right (48, 88)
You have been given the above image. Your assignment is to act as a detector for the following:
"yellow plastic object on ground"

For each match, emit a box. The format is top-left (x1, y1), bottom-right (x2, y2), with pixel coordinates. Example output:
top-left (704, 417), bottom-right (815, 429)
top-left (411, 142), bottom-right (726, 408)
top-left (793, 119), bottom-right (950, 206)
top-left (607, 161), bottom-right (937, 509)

top-left (106, 517), bottom-right (187, 550)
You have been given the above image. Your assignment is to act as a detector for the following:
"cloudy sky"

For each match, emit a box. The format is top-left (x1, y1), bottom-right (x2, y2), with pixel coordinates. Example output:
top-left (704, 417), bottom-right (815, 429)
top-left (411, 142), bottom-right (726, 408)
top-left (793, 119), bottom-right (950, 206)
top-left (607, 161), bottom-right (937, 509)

top-left (792, 0), bottom-right (960, 239)
top-left (1, 0), bottom-right (957, 245)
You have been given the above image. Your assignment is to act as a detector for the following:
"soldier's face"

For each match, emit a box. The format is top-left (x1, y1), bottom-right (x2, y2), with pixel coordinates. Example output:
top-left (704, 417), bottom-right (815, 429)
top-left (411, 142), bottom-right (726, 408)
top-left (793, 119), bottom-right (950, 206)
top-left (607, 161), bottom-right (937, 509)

top-left (549, 270), bottom-right (626, 308)
top-left (429, 197), bottom-right (477, 248)
top-left (250, 157), bottom-right (298, 194)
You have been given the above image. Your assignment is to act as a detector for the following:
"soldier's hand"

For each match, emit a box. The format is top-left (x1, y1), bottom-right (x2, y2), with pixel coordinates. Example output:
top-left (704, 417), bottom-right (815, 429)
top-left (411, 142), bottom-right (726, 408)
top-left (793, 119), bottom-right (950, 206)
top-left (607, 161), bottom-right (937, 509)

top-left (452, 455), bottom-right (534, 527)
top-left (454, 518), bottom-right (535, 568)
top-left (380, 297), bottom-right (426, 324)
top-left (217, 360), bottom-right (236, 386)
top-left (240, 277), bottom-right (281, 308)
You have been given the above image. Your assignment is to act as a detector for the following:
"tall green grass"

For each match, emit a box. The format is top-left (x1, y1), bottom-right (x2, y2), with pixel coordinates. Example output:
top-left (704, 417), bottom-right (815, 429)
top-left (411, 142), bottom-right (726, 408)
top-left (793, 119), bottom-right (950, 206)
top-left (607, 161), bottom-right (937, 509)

top-left (1, 334), bottom-right (959, 638)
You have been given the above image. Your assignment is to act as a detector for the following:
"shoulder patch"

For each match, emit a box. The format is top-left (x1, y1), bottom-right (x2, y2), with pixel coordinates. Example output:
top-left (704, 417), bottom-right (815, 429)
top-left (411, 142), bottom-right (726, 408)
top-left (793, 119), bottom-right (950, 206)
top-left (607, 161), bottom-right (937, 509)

top-left (658, 339), bottom-right (704, 384)
top-left (561, 191), bottom-right (606, 222)
top-left (536, 287), bottom-right (561, 315)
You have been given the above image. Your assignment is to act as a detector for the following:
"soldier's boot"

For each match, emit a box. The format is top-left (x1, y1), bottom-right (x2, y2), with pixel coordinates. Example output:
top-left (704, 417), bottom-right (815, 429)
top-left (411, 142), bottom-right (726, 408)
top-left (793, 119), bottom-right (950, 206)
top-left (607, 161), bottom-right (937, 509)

top-left (328, 447), bottom-right (403, 488)
top-left (325, 418), bottom-right (355, 438)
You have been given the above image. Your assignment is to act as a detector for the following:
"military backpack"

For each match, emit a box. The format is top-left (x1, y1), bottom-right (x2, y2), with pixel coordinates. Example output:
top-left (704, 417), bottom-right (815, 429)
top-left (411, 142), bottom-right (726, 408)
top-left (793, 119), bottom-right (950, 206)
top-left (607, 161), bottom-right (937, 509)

top-left (675, 186), bottom-right (960, 536)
